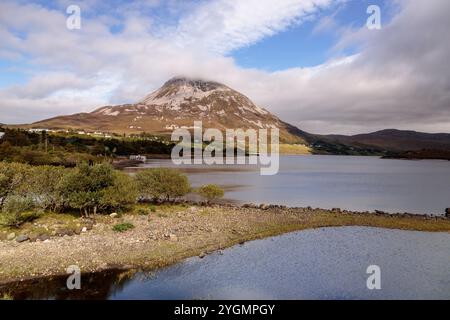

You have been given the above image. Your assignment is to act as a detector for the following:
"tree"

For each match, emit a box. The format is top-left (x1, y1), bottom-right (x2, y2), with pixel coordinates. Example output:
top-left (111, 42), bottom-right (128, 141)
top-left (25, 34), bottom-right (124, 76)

top-left (99, 171), bottom-right (138, 211)
top-left (57, 162), bottom-right (115, 216)
top-left (0, 162), bottom-right (31, 208)
top-left (0, 195), bottom-right (36, 227)
top-left (135, 168), bottom-right (190, 202)
top-left (29, 165), bottom-right (68, 212)
top-left (197, 184), bottom-right (225, 204)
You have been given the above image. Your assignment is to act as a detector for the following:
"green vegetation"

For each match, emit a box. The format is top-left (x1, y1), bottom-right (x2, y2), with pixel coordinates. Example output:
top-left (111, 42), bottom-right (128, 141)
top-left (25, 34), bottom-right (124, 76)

top-left (0, 293), bottom-right (13, 300)
top-left (0, 161), bottom-right (191, 226)
top-left (135, 168), bottom-right (191, 202)
top-left (0, 128), bottom-right (174, 167)
top-left (197, 184), bottom-right (225, 203)
top-left (112, 222), bottom-right (135, 232)
top-left (311, 140), bottom-right (384, 156)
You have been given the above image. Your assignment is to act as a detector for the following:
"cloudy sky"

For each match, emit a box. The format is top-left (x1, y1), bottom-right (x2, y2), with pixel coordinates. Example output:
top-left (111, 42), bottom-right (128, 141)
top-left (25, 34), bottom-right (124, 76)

top-left (0, 0), bottom-right (449, 134)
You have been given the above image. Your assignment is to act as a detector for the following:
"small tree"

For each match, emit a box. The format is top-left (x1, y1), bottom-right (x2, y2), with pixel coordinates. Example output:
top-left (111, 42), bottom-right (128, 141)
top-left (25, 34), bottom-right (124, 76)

top-left (0, 162), bottom-right (31, 208)
top-left (197, 184), bottom-right (225, 204)
top-left (29, 165), bottom-right (68, 212)
top-left (135, 168), bottom-right (190, 202)
top-left (0, 195), bottom-right (36, 227)
top-left (57, 162), bottom-right (115, 216)
top-left (99, 171), bottom-right (138, 211)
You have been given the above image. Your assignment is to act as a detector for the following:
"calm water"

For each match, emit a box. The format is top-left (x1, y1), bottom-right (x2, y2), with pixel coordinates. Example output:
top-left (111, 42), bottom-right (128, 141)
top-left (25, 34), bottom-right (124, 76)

top-left (3, 156), bottom-right (449, 300)
top-left (142, 155), bottom-right (450, 215)
top-left (4, 227), bottom-right (450, 300)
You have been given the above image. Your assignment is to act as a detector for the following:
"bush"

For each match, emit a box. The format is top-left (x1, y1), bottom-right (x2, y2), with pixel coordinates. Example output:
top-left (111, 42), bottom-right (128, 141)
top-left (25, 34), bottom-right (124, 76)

top-left (99, 171), bottom-right (138, 212)
top-left (0, 196), bottom-right (37, 227)
top-left (0, 162), bottom-right (32, 208)
top-left (112, 222), bottom-right (134, 232)
top-left (197, 184), bottom-right (225, 203)
top-left (57, 162), bottom-right (116, 216)
top-left (135, 168), bottom-right (190, 202)
top-left (29, 165), bottom-right (68, 212)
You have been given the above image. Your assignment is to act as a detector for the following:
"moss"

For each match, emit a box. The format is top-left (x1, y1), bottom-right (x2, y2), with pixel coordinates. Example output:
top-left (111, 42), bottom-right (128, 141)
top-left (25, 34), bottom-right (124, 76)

top-left (112, 222), bottom-right (134, 232)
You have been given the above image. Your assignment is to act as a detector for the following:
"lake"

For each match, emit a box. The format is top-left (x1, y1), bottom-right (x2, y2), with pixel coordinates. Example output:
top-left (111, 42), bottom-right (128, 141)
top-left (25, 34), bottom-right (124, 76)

top-left (141, 155), bottom-right (450, 215)
top-left (4, 227), bottom-right (450, 300)
top-left (3, 155), bottom-right (449, 300)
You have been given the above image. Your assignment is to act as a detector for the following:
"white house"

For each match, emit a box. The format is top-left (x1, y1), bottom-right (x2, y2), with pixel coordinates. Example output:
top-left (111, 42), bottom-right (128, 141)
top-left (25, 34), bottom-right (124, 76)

top-left (130, 155), bottom-right (147, 162)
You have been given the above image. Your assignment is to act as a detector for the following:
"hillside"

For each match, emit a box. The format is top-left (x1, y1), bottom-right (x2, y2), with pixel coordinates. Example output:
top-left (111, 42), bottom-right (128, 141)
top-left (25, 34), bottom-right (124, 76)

top-left (27, 77), bottom-right (307, 144)
top-left (320, 129), bottom-right (450, 152)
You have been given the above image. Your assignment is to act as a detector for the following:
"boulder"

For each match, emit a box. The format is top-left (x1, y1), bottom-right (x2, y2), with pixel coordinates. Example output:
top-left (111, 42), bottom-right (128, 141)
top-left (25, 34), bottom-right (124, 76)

top-left (110, 213), bottom-right (118, 218)
top-left (37, 234), bottom-right (50, 242)
top-left (7, 232), bottom-right (16, 241)
top-left (16, 235), bottom-right (29, 243)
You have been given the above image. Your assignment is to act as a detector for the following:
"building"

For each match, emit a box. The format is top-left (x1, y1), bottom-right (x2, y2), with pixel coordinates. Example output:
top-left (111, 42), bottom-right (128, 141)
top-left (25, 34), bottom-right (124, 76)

top-left (130, 155), bottom-right (147, 162)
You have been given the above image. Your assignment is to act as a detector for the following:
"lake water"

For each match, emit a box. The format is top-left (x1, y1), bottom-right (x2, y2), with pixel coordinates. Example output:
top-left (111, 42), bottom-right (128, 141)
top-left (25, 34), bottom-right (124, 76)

top-left (3, 156), bottom-right (449, 300)
top-left (4, 227), bottom-right (450, 300)
top-left (141, 155), bottom-right (450, 215)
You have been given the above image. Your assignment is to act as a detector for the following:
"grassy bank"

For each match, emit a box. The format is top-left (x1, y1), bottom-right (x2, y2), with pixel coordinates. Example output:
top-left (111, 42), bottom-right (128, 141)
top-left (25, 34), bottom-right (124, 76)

top-left (1, 203), bottom-right (449, 284)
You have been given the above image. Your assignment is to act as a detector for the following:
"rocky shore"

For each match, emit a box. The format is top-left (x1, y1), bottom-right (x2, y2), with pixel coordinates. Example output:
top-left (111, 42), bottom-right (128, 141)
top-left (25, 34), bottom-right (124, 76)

top-left (1, 203), bottom-right (450, 285)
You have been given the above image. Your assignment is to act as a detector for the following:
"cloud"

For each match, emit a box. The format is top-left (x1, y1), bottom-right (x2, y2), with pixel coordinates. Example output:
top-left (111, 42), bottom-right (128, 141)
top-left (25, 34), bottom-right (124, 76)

top-left (0, 0), bottom-right (449, 135)
top-left (171, 0), bottom-right (335, 54)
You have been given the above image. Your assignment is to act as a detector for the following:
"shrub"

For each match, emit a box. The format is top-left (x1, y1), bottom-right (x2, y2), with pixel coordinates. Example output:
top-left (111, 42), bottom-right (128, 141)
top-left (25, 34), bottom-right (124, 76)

top-left (57, 162), bottom-right (116, 216)
top-left (0, 196), bottom-right (37, 227)
top-left (197, 184), bottom-right (225, 203)
top-left (112, 222), bottom-right (134, 232)
top-left (99, 171), bottom-right (138, 212)
top-left (135, 168), bottom-right (190, 202)
top-left (0, 162), bottom-right (32, 208)
top-left (29, 165), bottom-right (68, 212)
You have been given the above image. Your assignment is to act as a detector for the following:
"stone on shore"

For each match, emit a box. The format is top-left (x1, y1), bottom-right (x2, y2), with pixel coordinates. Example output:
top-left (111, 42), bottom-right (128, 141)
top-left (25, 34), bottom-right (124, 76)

top-left (16, 235), bottom-right (29, 243)
top-left (7, 232), bottom-right (16, 241)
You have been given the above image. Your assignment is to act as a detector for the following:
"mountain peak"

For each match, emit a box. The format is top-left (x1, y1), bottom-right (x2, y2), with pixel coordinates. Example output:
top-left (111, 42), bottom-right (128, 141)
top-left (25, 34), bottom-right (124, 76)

top-left (162, 76), bottom-right (227, 92)
top-left (139, 76), bottom-right (230, 106)
top-left (30, 77), bottom-right (306, 144)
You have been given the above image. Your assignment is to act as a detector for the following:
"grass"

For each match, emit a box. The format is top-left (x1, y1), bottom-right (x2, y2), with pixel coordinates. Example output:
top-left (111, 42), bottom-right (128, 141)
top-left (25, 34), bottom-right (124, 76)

top-left (0, 293), bottom-right (13, 300)
top-left (112, 222), bottom-right (135, 232)
top-left (278, 144), bottom-right (312, 155)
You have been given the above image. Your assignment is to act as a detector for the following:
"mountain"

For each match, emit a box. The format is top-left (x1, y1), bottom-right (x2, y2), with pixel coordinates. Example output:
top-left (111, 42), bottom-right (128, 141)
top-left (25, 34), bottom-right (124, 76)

top-left (17, 77), bottom-right (450, 156)
top-left (319, 129), bottom-right (450, 152)
top-left (28, 77), bottom-right (306, 144)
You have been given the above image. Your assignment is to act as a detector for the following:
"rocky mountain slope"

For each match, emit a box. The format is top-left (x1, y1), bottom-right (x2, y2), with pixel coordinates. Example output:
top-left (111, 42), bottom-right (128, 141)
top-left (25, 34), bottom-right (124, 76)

top-left (29, 77), bottom-right (306, 144)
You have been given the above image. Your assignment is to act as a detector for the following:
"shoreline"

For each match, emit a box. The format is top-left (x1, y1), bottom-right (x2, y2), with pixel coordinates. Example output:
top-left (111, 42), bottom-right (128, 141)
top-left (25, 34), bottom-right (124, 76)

top-left (1, 203), bottom-right (450, 286)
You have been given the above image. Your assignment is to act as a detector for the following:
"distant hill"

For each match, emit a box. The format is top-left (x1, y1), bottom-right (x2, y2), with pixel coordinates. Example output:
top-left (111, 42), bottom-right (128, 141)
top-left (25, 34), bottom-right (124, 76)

top-left (318, 129), bottom-right (450, 152)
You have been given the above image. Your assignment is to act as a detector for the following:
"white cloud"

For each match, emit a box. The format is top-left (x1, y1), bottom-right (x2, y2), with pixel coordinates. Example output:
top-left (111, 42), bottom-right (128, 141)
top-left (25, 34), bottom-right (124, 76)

top-left (0, 0), bottom-right (449, 135)
top-left (171, 0), bottom-right (335, 54)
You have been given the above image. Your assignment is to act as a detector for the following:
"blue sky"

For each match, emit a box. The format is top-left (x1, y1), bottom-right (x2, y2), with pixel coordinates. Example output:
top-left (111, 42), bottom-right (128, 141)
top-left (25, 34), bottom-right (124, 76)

top-left (232, 0), bottom-right (391, 70)
top-left (1, 0), bottom-right (449, 134)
